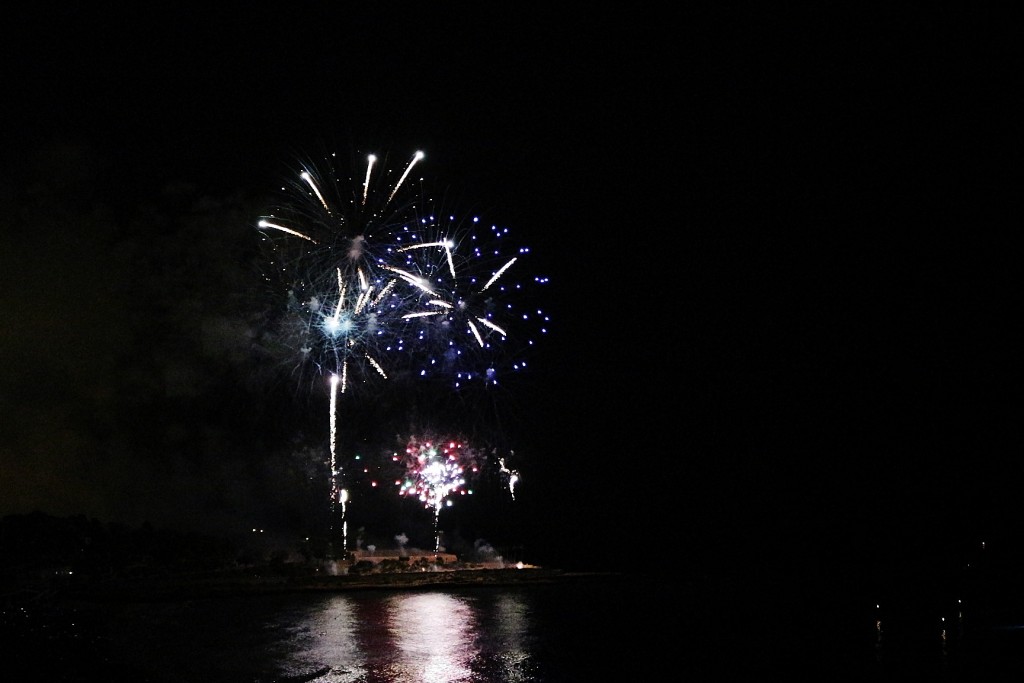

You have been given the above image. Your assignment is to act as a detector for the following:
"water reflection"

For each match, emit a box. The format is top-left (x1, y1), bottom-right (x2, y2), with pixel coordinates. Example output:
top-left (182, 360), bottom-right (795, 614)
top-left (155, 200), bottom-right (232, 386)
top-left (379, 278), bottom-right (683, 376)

top-left (390, 593), bottom-right (476, 681)
top-left (495, 594), bottom-right (529, 653)
top-left (275, 595), bottom-right (368, 682)
top-left (276, 589), bottom-right (534, 683)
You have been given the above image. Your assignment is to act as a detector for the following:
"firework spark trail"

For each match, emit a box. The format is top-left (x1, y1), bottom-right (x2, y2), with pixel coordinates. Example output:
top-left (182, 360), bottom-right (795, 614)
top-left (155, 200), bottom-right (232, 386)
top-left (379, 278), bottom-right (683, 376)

top-left (256, 219), bottom-right (317, 242)
top-left (388, 151), bottom-right (425, 203)
top-left (397, 240), bottom-right (456, 277)
top-left (362, 155), bottom-right (377, 204)
top-left (499, 456), bottom-right (520, 500)
top-left (394, 436), bottom-right (481, 552)
top-left (329, 372), bottom-right (344, 543)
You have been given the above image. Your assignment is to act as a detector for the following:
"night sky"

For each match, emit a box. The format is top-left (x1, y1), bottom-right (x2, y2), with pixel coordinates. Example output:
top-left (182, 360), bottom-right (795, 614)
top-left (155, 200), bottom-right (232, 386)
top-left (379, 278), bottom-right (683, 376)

top-left (1, 6), bottom-right (1017, 576)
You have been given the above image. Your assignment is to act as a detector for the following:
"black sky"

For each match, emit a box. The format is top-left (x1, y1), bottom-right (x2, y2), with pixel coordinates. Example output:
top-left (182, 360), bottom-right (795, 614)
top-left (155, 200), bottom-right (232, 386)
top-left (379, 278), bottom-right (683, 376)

top-left (1, 6), bottom-right (1018, 574)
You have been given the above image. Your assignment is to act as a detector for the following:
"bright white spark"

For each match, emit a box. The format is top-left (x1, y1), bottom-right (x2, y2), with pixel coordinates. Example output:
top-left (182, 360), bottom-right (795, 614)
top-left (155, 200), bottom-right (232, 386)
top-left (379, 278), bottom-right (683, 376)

top-left (401, 298), bottom-right (452, 320)
top-left (499, 457), bottom-right (519, 500)
top-left (329, 373), bottom-right (340, 469)
top-left (257, 220), bottom-right (317, 243)
top-left (354, 286), bottom-right (373, 315)
top-left (403, 311), bottom-right (445, 320)
top-left (482, 257), bottom-right (516, 291)
top-left (372, 279), bottom-right (397, 305)
top-left (382, 265), bottom-right (437, 296)
top-left (398, 240), bottom-right (456, 277)
top-left (330, 269), bottom-right (345, 326)
top-left (387, 150), bottom-right (425, 204)
top-left (475, 317), bottom-right (507, 337)
top-left (468, 320), bottom-right (485, 347)
top-left (362, 154), bottom-right (377, 205)
top-left (300, 172), bottom-right (331, 213)
top-left (366, 354), bottom-right (387, 378)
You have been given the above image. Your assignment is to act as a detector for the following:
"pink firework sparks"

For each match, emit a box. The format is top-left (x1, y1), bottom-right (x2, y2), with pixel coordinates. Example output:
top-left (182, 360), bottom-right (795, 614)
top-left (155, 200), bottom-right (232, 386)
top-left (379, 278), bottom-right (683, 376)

top-left (395, 436), bottom-right (480, 513)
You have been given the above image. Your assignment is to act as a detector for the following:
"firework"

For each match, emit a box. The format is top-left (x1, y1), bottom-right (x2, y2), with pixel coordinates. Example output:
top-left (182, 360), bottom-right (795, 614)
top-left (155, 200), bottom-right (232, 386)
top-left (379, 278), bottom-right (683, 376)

top-left (255, 147), bottom-right (548, 553)
top-left (379, 201), bottom-right (553, 456)
top-left (257, 149), bottom-right (429, 553)
top-left (394, 435), bottom-right (482, 552)
top-left (256, 150), bottom-right (428, 393)
top-left (392, 210), bottom-right (551, 393)
top-left (498, 455), bottom-right (520, 500)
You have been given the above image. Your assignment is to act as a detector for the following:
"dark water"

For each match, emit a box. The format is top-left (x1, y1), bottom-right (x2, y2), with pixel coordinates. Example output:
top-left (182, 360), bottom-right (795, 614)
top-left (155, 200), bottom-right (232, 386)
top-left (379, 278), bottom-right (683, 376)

top-left (8, 572), bottom-right (1024, 681)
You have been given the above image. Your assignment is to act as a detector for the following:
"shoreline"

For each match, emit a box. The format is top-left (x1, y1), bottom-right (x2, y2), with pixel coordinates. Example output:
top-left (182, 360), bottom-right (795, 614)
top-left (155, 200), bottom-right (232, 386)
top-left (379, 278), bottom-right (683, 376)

top-left (59, 566), bottom-right (622, 603)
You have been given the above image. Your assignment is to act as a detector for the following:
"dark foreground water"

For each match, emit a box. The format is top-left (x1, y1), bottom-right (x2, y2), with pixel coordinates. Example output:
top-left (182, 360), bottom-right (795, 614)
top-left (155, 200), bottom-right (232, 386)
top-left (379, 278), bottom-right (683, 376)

top-left (8, 571), bottom-right (1024, 681)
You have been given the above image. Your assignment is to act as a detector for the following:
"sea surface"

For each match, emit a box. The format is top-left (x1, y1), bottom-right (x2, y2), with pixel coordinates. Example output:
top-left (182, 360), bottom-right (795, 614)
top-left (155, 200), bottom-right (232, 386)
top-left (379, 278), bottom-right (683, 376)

top-left (8, 570), bottom-right (1024, 681)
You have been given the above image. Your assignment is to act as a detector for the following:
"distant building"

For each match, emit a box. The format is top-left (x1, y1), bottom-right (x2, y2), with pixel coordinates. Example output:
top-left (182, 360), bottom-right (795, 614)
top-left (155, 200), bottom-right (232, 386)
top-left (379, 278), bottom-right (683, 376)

top-left (349, 548), bottom-right (459, 565)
